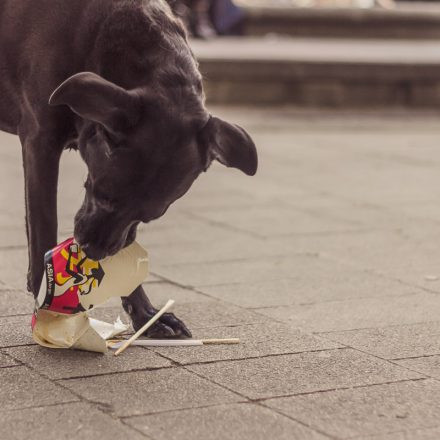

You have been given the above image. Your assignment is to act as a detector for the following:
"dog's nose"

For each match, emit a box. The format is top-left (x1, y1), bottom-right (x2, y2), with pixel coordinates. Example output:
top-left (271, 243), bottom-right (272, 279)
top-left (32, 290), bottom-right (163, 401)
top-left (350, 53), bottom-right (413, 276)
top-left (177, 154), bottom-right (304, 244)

top-left (80, 243), bottom-right (106, 261)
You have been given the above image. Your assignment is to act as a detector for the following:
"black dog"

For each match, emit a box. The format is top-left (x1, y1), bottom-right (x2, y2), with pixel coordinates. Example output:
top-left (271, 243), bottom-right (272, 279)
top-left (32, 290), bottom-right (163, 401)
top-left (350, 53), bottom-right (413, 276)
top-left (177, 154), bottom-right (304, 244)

top-left (0, 0), bottom-right (257, 337)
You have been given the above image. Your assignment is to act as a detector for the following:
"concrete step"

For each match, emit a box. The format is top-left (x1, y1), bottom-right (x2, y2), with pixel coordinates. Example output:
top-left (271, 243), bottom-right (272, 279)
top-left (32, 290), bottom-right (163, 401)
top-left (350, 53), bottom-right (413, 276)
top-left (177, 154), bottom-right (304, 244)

top-left (240, 2), bottom-right (440, 39)
top-left (192, 37), bottom-right (440, 107)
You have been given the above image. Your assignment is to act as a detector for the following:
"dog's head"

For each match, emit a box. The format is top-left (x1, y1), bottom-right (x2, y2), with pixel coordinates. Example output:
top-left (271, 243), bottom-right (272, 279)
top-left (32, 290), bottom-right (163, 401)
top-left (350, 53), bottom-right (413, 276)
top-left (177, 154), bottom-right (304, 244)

top-left (49, 72), bottom-right (257, 260)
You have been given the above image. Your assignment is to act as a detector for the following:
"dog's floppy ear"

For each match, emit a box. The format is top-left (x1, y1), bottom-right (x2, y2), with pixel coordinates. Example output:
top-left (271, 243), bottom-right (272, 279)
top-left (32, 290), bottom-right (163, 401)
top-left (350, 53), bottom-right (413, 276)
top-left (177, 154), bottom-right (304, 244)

top-left (49, 72), bottom-right (140, 133)
top-left (200, 116), bottom-right (258, 176)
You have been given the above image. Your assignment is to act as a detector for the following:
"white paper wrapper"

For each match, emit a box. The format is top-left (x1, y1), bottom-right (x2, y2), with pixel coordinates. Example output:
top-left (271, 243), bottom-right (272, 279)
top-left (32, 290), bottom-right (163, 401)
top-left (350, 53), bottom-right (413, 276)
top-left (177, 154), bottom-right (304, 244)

top-left (32, 310), bottom-right (129, 353)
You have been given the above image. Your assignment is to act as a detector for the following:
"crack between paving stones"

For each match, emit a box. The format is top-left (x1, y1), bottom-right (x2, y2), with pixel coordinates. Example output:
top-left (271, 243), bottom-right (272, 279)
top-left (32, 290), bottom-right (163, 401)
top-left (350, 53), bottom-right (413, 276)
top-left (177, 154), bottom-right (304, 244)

top-left (391, 353), bottom-right (440, 361)
top-left (0, 363), bottom-right (21, 369)
top-left (181, 363), bottom-right (345, 440)
top-left (314, 338), bottom-right (433, 384)
top-left (316, 318), bottom-right (440, 335)
top-left (150, 346), bottom-right (350, 368)
top-left (0, 343), bottom-right (37, 349)
top-left (0, 399), bottom-right (81, 414)
top-left (318, 251), bottom-right (440, 296)
top-left (256, 377), bottom-right (428, 402)
top-left (256, 402), bottom-right (338, 440)
top-left (1, 349), bottom-right (150, 435)
top-left (53, 364), bottom-right (176, 381)
top-left (119, 418), bottom-right (157, 440)
top-left (0, 313), bottom-right (33, 318)
top-left (119, 400), bottom-right (250, 420)
top-left (345, 423), bottom-right (440, 440)
top-left (249, 290), bottom-right (423, 310)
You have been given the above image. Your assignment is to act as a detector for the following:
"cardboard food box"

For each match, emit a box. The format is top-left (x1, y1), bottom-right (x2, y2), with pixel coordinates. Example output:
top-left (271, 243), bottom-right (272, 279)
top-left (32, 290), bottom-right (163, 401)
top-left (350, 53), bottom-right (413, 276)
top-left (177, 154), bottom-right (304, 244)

top-left (32, 238), bottom-right (148, 352)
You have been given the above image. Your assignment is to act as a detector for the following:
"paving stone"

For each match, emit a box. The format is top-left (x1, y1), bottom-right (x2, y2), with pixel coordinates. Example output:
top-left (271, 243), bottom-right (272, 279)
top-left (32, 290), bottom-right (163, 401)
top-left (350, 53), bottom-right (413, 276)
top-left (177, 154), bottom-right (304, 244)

top-left (141, 282), bottom-right (210, 304)
top-left (283, 194), bottom-right (405, 230)
top-left (153, 255), bottom-right (310, 287)
top-left (256, 292), bottom-right (440, 333)
top-left (0, 402), bottom-right (147, 440)
top-left (162, 301), bottom-right (267, 329)
top-left (355, 426), bottom-right (440, 440)
top-left (192, 203), bottom-right (359, 238)
top-left (188, 348), bottom-right (422, 400)
top-left (0, 351), bottom-right (19, 367)
top-left (125, 403), bottom-right (329, 440)
top-left (0, 248), bottom-right (29, 291)
top-left (5, 345), bottom-right (171, 380)
top-left (265, 379), bottom-right (440, 439)
top-left (136, 212), bottom-right (246, 247)
top-left (0, 315), bottom-right (34, 347)
top-left (60, 367), bottom-right (241, 417)
top-left (0, 225), bottom-right (26, 248)
top-left (146, 233), bottom-right (283, 265)
top-left (196, 258), bottom-right (418, 308)
top-left (0, 365), bottom-right (78, 411)
top-left (286, 228), bottom-right (440, 292)
top-left (395, 355), bottom-right (440, 379)
top-left (152, 322), bottom-right (340, 365)
top-left (0, 288), bottom-right (34, 316)
top-left (320, 321), bottom-right (440, 360)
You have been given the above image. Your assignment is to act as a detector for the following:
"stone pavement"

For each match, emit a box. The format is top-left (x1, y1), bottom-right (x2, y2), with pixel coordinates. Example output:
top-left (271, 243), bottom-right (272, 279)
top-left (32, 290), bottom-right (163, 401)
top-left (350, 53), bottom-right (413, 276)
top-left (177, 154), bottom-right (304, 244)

top-left (2, 108), bottom-right (440, 438)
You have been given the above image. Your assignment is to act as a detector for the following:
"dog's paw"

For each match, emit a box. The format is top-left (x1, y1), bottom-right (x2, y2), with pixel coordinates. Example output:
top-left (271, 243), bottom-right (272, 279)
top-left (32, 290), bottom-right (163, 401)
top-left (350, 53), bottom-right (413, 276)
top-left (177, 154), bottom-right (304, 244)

top-left (130, 309), bottom-right (192, 339)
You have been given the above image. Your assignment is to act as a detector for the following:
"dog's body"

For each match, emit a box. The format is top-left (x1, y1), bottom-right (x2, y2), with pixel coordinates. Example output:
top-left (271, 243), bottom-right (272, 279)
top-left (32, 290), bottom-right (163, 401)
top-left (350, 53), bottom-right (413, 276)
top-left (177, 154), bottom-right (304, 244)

top-left (0, 0), bottom-right (257, 337)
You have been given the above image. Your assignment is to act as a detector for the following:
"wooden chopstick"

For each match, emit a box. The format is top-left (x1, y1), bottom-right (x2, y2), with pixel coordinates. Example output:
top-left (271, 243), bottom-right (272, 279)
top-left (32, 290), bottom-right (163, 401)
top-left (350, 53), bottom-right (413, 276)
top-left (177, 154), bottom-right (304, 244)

top-left (114, 299), bottom-right (175, 356)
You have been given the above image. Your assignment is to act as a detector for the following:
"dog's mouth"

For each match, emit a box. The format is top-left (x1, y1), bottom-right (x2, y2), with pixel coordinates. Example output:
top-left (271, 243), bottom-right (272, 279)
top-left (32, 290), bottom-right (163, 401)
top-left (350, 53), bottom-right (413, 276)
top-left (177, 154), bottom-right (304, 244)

top-left (74, 240), bottom-right (117, 261)
top-left (75, 222), bottom-right (139, 261)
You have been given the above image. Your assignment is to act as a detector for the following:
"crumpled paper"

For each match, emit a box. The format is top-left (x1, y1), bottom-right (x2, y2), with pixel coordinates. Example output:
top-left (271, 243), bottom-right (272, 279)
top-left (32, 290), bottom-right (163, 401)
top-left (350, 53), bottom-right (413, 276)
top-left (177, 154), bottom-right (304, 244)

top-left (32, 310), bottom-right (129, 353)
top-left (32, 238), bottom-right (148, 352)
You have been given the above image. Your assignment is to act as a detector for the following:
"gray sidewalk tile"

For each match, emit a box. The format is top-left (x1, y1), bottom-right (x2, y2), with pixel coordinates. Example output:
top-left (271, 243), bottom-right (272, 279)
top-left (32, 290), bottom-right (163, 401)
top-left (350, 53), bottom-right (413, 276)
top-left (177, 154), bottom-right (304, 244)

top-left (0, 249), bottom-right (28, 292)
top-left (141, 282), bottom-right (211, 304)
top-left (125, 403), bottom-right (330, 440)
top-left (59, 367), bottom-right (242, 417)
top-left (188, 348), bottom-right (422, 400)
top-left (264, 379), bottom-right (440, 439)
top-left (5, 345), bottom-right (171, 380)
top-left (354, 426), bottom-right (440, 440)
top-left (256, 292), bottom-right (440, 333)
top-left (0, 315), bottom-right (34, 347)
top-left (0, 289), bottom-right (34, 316)
top-left (396, 355), bottom-right (440, 379)
top-left (137, 212), bottom-right (245, 246)
top-left (162, 301), bottom-right (268, 329)
top-left (0, 402), bottom-right (147, 440)
top-left (320, 322), bottom-right (440, 360)
top-left (146, 233), bottom-right (282, 266)
top-left (0, 226), bottom-right (26, 248)
top-left (153, 255), bottom-right (306, 287)
top-left (151, 322), bottom-right (340, 365)
top-left (196, 258), bottom-right (418, 309)
top-left (0, 351), bottom-right (19, 367)
top-left (0, 366), bottom-right (78, 411)
top-left (191, 203), bottom-right (359, 238)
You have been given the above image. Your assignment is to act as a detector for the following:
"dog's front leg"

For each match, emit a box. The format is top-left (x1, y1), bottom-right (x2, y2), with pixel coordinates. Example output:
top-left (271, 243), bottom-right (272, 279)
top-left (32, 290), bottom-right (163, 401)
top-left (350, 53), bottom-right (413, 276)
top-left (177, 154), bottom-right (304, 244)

top-left (20, 132), bottom-right (61, 296)
top-left (122, 285), bottom-right (192, 338)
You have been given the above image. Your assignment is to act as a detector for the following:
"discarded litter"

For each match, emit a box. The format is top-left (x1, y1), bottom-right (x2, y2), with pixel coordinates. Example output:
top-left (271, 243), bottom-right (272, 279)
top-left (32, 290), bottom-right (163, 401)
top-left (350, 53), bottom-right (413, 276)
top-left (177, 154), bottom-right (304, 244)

top-left (31, 237), bottom-right (240, 354)
top-left (32, 237), bottom-right (148, 353)
top-left (32, 310), bottom-right (129, 353)
top-left (35, 237), bottom-right (148, 313)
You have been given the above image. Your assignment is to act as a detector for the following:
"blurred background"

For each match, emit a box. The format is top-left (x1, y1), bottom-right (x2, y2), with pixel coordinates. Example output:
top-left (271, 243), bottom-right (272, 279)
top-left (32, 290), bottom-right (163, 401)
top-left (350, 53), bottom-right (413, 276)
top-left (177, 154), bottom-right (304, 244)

top-left (172, 0), bottom-right (440, 108)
